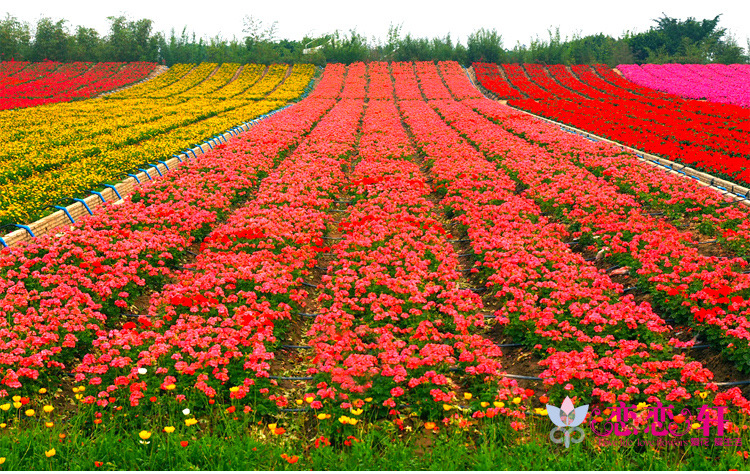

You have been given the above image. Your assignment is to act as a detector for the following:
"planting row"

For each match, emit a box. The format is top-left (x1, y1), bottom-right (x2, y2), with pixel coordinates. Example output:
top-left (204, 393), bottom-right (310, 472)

top-left (0, 61), bottom-right (158, 110)
top-left (421, 62), bottom-right (750, 423)
top-left (307, 96), bottom-right (527, 420)
top-left (618, 63), bottom-right (750, 108)
top-left (0, 67), bottom-right (341, 396)
top-left (473, 63), bottom-right (750, 186)
top-left (0, 63), bottom-right (315, 227)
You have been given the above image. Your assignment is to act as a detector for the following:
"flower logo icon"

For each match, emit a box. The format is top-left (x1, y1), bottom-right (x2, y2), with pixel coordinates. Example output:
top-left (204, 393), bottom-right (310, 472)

top-left (546, 396), bottom-right (589, 448)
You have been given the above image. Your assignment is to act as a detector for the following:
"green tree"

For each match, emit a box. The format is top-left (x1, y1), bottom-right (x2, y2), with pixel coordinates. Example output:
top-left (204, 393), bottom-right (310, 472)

top-left (0, 14), bottom-right (31, 60)
top-left (70, 26), bottom-right (102, 62)
top-left (31, 17), bottom-right (69, 61)
top-left (104, 16), bottom-right (159, 62)
top-left (467, 28), bottom-right (504, 64)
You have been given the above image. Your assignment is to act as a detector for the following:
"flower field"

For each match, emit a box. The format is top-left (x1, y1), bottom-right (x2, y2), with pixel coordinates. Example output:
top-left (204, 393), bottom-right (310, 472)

top-left (0, 62), bottom-right (315, 227)
top-left (0, 61), bottom-right (157, 110)
top-left (473, 63), bottom-right (750, 186)
top-left (618, 64), bottom-right (750, 107)
top-left (0, 60), bottom-right (749, 470)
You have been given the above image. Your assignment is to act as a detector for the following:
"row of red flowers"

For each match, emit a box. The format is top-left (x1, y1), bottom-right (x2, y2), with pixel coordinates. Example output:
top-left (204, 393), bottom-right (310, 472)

top-left (0, 61), bottom-right (157, 110)
top-left (306, 95), bottom-right (527, 420)
top-left (474, 63), bottom-right (750, 185)
top-left (462, 97), bottom-right (750, 375)
top-left (409, 62), bottom-right (750, 427)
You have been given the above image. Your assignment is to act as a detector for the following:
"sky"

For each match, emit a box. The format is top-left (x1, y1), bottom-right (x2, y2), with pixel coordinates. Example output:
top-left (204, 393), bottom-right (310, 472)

top-left (5, 0), bottom-right (750, 49)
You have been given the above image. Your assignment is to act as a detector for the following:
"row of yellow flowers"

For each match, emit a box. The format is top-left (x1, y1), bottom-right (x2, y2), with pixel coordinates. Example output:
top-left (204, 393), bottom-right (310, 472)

top-left (0, 63), bottom-right (315, 226)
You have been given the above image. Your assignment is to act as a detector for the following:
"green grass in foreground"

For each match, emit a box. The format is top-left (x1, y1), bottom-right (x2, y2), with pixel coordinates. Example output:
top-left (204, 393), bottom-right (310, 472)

top-left (0, 403), bottom-right (748, 470)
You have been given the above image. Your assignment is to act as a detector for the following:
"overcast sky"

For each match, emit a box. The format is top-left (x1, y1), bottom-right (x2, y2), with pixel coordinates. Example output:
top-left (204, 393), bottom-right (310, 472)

top-left (5, 0), bottom-right (750, 49)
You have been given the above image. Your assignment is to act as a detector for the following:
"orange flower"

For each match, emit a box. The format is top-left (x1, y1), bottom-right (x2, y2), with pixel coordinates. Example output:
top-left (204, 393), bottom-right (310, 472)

top-left (424, 422), bottom-right (437, 430)
top-left (94, 461), bottom-right (103, 467)
top-left (273, 427), bottom-right (286, 435)
top-left (673, 414), bottom-right (686, 424)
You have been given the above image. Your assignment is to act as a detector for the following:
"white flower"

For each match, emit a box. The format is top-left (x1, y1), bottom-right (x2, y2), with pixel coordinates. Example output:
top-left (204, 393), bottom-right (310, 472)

top-left (138, 368), bottom-right (147, 375)
top-left (182, 408), bottom-right (191, 415)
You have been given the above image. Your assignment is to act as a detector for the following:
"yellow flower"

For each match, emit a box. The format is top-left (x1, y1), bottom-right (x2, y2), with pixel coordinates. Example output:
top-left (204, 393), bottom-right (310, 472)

top-left (185, 418), bottom-right (198, 427)
top-left (165, 384), bottom-right (176, 391)
top-left (348, 418), bottom-right (358, 426)
top-left (464, 393), bottom-right (473, 400)
top-left (38, 388), bottom-right (47, 394)
top-left (365, 398), bottom-right (373, 403)
top-left (164, 426), bottom-right (175, 433)
top-left (317, 413), bottom-right (331, 420)
top-left (425, 422), bottom-right (437, 430)
top-left (0, 457), bottom-right (4, 464)
top-left (268, 423), bottom-right (277, 430)
top-left (512, 397), bottom-right (521, 405)
top-left (699, 392), bottom-right (708, 400)
top-left (139, 430), bottom-right (152, 440)
top-left (636, 402), bottom-right (649, 411)
top-left (45, 448), bottom-right (56, 457)
top-left (45, 421), bottom-right (54, 428)
top-left (0, 403), bottom-right (9, 411)
top-left (12, 396), bottom-right (20, 402)
top-left (13, 402), bottom-right (22, 409)
top-left (691, 422), bottom-right (701, 430)
top-left (493, 401), bottom-right (505, 409)
top-left (0, 423), bottom-right (6, 428)
top-left (25, 409), bottom-right (35, 417)
top-left (304, 396), bottom-right (314, 403)
top-left (295, 399), bottom-right (303, 406)
top-left (480, 402), bottom-right (489, 408)
top-left (443, 404), bottom-right (453, 411)
top-left (338, 416), bottom-right (351, 425)
top-left (534, 408), bottom-right (548, 416)
top-left (229, 387), bottom-right (240, 393)
top-left (350, 408), bottom-right (363, 416)
top-left (43, 405), bottom-right (54, 413)
top-left (74, 394), bottom-right (83, 401)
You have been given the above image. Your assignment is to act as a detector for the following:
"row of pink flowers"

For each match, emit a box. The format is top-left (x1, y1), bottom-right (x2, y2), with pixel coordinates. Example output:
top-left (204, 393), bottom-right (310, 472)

top-left (619, 64), bottom-right (750, 108)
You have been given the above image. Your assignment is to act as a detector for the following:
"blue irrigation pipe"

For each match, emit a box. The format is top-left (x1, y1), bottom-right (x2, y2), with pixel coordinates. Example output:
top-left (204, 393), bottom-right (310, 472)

top-left (66, 198), bottom-right (93, 215)
top-left (189, 149), bottom-right (197, 159)
top-left (196, 144), bottom-right (204, 154)
top-left (716, 380), bottom-right (750, 387)
top-left (146, 164), bottom-right (163, 177)
top-left (137, 168), bottom-right (153, 180)
top-left (88, 190), bottom-right (106, 203)
top-left (49, 205), bottom-right (75, 223)
top-left (173, 155), bottom-right (184, 163)
top-left (102, 184), bottom-right (122, 200)
top-left (126, 173), bottom-right (141, 184)
top-left (0, 237), bottom-right (6, 248)
top-left (0, 224), bottom-right (35, 237)
top-left (157, 160), bottom-right (170, 171)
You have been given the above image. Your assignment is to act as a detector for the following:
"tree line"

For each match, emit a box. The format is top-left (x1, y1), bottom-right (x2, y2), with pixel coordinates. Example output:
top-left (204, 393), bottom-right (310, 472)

top-left (0, 12), bottom-right (747, 66)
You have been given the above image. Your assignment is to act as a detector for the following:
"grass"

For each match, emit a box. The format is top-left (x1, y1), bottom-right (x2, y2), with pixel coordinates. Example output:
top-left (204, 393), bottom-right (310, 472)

top-left (0, 396), bottom-right (748, 470)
